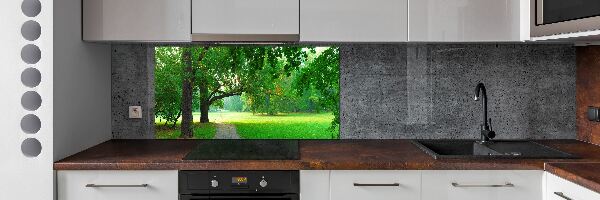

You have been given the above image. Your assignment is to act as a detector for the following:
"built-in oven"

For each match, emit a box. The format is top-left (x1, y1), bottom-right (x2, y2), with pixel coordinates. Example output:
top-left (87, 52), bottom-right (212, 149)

top-left (179, 171), bottom-right (299, 200)
top-left (532, 0), bottom-right (600, 37)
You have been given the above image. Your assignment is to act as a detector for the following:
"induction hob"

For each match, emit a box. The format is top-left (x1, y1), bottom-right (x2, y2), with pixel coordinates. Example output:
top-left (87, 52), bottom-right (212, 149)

top-left (183, 140), bottom-right (299, 160)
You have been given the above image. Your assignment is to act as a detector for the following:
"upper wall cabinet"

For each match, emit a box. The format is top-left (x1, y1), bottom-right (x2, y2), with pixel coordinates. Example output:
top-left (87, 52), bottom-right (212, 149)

top-left (409, 0), bottom-right (529, 42)
top-left (191, 0), bottom-right (300, 42)
top-left (83, 0), bottom-right (191, 42)
top-left (300, 0), bottom-right (408, 42)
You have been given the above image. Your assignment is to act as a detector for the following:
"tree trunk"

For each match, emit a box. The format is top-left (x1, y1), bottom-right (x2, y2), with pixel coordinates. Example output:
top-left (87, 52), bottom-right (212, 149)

top-left (180, 48), bottom-right (194, 139)
top-left (200, 100), bottom-right (210, 123)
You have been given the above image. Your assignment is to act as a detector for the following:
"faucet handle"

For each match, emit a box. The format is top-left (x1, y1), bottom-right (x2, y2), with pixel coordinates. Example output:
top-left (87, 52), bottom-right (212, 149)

top-left (487, 118), bottom-right (496, 139)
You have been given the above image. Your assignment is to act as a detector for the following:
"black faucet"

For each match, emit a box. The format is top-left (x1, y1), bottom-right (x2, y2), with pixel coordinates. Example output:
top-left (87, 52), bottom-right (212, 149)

top-left (474, 83), bottom-right (495, 143)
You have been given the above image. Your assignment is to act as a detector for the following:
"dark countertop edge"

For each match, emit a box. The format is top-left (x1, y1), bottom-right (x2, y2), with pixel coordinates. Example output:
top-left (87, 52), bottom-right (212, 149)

top-left (54, 161), bottom-right (543, 171)
top-left (545, 162), bottom-right (600, 194)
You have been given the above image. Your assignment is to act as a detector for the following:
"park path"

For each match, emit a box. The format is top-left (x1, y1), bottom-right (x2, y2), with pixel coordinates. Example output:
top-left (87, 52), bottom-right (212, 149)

top-left (214, 123), bottom-right (240, 139)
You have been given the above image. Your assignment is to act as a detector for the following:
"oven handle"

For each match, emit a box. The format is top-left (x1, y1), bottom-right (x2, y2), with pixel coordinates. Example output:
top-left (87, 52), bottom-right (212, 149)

top-left (180, 194), bottom-right (298, 200)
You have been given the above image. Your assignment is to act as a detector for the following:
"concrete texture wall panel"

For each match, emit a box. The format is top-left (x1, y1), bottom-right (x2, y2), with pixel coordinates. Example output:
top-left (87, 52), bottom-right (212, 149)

top-left (112, 44), bottom-right (155, 139)
top-left (341, 44), bottom-right (576, 139)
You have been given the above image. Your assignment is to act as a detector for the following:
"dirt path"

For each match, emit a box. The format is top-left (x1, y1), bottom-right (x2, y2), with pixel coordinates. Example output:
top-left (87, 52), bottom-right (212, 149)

top-left (214, 124), bottom-right (240, 139)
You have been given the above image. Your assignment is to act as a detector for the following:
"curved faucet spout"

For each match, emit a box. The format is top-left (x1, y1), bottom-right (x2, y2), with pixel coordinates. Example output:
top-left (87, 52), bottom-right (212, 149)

top-left (474, 83), bottom-right (488, 129)
top-left (474, 83), bottom-right (494, 142)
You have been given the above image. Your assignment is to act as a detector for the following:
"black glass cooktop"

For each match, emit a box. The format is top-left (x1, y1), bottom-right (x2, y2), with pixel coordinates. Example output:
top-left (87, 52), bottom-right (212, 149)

top-left (183, 140), bottom-right (299, 160)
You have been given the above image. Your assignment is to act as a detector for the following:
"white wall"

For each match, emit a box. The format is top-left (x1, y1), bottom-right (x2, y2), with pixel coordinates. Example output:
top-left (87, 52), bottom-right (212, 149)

top-left (0, 0), bottom-right (54, 199)
top-left (53, 0), bottom-right (112, 161)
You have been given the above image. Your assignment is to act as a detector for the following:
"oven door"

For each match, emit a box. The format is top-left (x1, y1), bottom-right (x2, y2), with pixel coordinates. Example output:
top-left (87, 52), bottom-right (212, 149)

top-left (533, 0), bottom-right (600, 37)
top-left (180, 194), bottom-right (299, 200)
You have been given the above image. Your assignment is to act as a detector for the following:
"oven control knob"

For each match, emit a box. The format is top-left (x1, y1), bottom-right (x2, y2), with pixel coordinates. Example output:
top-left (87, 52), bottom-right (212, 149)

top-left (210, 180), bottom-right (219, 188)
top-left (259, 179), bottom-right (268, 188)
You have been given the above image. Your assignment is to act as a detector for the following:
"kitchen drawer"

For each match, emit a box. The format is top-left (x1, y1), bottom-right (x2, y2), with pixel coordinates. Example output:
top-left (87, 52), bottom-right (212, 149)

top-left (422, 170), bottom-right (543, 200)
top-left (330, 170), bottom-right (420, 200)
top-left (57, 170), bottom-right (178, 200)
top-left (546, 172), bottom-right (600, 200)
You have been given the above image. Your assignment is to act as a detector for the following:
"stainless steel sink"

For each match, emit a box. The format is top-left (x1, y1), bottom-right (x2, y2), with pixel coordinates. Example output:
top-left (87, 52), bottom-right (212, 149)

top-left (411, 140), bottom-right (577, 159)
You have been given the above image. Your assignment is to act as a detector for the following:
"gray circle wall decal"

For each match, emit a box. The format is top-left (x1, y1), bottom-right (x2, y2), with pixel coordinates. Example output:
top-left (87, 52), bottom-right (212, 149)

top-left (21, 138), bottom-right (42, 157)
top-left (21, 68), bottom-right (41, 88)
top-left (21, 20), bottom-right (41, 41)
top-left (21, 0), bottom-right (41, 17)
top-left (21, 91), bottom-right (42, 111)
top-left (21, 44), bottom-right (41, 64)
top-left (20, 114), bottom-right (41, 134)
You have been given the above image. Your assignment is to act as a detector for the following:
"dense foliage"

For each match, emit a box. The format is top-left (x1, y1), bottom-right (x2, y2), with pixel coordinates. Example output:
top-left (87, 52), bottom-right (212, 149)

top-left (154, 46), bottom-right (340, 138)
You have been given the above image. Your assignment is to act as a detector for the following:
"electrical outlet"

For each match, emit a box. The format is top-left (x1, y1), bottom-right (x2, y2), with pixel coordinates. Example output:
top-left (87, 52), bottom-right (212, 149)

top-left (129, 106), bottom-right (142, 119)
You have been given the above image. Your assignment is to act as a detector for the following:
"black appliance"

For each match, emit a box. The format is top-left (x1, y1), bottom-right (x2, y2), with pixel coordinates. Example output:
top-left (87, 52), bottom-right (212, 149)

top-left (183, 140), bottom-right (299, 160)
top-left (179, 170), bottom-right (299, 200)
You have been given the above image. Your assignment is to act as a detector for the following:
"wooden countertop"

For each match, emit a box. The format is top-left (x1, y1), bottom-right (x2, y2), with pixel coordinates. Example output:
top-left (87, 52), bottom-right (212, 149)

top-left (54, 139), bottom-right (600, 170)
top-left (54, 139), bottom-right (600, 193)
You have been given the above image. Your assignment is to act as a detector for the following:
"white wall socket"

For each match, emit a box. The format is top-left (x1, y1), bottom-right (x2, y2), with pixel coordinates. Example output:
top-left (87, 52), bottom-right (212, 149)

top-left (129, 106), bottom-right (142, 119)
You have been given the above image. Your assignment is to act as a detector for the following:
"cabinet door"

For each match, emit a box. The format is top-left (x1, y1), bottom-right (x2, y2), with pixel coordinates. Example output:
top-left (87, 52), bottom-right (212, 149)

top-left (330, 170), bottom-right (420, 200)
top-left (422, 170), bottom-right (543, 200)
top-left (300, 171), bottom-right (330, 200)
top-left (300, 0), bottom-right (408, 42)
top-left (409, 0), bottom-right (528, 42)
top-left (82, 0), bottom-right (191, 42)
top-left (57, 170), bottom-right (178, 200)
top-left (191, 0), bottom-right (299, 41)
top-left (546, 172), bottom-right (600, 200)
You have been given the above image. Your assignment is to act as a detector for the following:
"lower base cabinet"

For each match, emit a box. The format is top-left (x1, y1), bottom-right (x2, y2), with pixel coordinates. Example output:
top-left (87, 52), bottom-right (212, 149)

top-left (57, 170), bottom-right (178, 200)
top-left (330, 170), bottom-right (421, 200)
top-left (421, 170), bottom-right (543, 200)
top-left (299, 170), bottom-right (545, 200)
top-left (546, 172), bottom-right (600, 200)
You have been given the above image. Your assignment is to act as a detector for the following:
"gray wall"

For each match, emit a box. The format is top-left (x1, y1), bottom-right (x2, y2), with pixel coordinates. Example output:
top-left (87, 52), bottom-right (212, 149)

top-left (54, 0), bottom-right (112, 161)
top-left (111, 44), bottom-right (155, 139)
top-left (111, 44), bottom-right (576, 139)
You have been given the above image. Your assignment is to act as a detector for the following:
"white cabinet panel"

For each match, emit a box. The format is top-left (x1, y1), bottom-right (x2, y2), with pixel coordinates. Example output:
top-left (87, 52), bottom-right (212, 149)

top-left (409, 0), bottom-right (529, 42)
top-left (546, 172), bottom-right (600, 200)
top-left (192, 0), bottom-right (299, 41)
top-left (330, 170), bottom-right (420, 200)
top-left (422, 170), bottom-right (543, 200)
top-left (300, 0), bottom-right (408, 42)
top-left (57, 170), bottom-right (178, 200)
top-left (83, 0), bottom-right (191, 42)
top-left (300, 170), bottom-right (330, 200)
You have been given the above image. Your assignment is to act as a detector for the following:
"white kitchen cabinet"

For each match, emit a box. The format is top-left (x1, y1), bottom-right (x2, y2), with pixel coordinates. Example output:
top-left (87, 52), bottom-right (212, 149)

top-left (409, 0), bottom-right (529, 42)
top-left (421, 170), bottom-right (543, 200)
top-left (546, 172), bottom-right (600, 200)
top-left (191, 0), bottom-right (299, 41)
top-left (57, 170), bottom-right (178, 200)
top-left (82, 0), bottom-right (191, 42)
top-left (329, 170), bottom-right (420, 200)
top-left (300, 0), bottom-right (408, 42)
top-left (300, 170), bottom-right (330, 200)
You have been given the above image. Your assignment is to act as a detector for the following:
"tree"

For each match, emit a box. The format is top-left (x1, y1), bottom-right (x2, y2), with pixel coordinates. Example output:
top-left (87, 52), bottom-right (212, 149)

top-left (154, 47), bottom-right (183, 128)
top-left (294, 47), bottom-right (340, 130)
top-left (192, 46), bottom-right (307, 122)
top-left (180, 47), bottom-right (194, 138)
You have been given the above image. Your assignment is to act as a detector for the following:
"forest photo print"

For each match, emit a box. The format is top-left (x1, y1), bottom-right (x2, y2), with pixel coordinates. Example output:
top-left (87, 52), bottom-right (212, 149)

top-left (154, 46), bottom-right (340, 139)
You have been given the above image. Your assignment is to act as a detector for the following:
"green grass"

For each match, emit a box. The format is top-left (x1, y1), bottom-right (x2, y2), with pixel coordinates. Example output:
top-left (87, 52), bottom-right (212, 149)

top-left (155, 122), bottom-right (216, 139)
top-left (155, 112), bottom-right (338, 139)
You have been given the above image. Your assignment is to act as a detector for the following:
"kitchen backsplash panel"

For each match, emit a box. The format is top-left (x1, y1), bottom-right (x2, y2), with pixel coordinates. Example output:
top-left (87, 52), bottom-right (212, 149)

top-left (340, 44), bottom-right (575, 139)
top-left (112, 44), bottom-right (576, 139)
